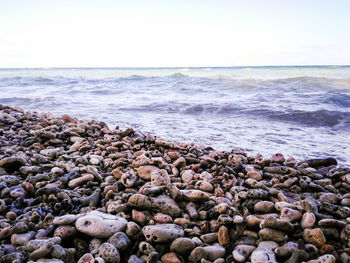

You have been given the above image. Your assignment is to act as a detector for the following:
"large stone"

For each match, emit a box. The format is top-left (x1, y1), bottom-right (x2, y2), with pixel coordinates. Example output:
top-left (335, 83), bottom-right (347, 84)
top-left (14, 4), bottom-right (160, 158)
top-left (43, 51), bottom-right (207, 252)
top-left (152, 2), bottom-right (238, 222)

top-left (188, 246), bottom-right (226, 262)
top-left (0, 156), bottom-right (26, 172)
top-left (142, 224), bottom-right (184, 243)
top-left (136, 165), bottom-right (159, 180)
top-left (232, 245), bottom-right (256, 262)
top-left (76, 211), bottom-right (127, 238)
top-left (151, 195), bottom-right (181, 217)
top-left (170, 237), bottom-right (195, 256)
top-left (303, 228), bottom-right (326, 247)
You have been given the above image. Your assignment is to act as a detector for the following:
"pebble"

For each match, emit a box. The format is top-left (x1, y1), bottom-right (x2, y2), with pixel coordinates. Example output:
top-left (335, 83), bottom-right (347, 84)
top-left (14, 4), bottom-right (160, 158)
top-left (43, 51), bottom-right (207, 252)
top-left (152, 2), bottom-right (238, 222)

top-left (142, 224), bottom-right (184, 243)
top-left (76, 211), bottom-right (128, 238)
top-left (0, 105), bottom-right (350, 263)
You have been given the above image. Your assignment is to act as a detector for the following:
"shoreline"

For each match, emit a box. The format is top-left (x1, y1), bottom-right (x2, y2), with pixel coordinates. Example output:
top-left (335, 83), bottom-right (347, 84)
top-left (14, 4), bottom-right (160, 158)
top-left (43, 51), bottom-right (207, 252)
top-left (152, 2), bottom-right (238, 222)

top-left (0, 104), bottom-right (350, 262)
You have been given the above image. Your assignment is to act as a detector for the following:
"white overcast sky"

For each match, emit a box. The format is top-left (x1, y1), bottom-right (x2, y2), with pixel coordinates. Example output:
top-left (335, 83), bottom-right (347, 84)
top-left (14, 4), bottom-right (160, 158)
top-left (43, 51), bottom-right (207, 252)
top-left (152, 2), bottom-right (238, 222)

top-left (0, 0), bottom-right (349, 67)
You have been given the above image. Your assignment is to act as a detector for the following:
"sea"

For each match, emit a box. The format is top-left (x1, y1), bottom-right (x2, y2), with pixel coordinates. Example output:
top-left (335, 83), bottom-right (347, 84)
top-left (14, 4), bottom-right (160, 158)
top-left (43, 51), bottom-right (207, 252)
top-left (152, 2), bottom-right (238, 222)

top-left (0, 66), bottom-right (349, 164)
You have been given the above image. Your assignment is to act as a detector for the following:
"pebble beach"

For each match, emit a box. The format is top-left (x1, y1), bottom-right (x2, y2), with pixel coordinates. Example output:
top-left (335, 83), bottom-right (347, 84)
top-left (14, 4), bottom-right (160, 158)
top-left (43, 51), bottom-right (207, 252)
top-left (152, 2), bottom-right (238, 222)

top-left (1, 104), bottom-right (350, 263)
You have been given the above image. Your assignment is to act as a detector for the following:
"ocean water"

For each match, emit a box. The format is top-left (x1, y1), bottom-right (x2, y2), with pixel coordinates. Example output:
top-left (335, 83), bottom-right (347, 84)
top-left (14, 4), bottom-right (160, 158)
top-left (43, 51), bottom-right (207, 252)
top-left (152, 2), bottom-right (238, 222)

top-left (0, 66), bottom-right (349, 164)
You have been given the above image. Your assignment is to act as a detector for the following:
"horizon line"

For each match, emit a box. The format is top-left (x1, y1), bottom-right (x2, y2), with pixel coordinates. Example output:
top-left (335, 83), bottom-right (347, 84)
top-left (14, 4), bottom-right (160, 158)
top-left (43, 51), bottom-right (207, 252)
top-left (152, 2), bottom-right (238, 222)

top-left (0, 64), bottom-right (350, 70)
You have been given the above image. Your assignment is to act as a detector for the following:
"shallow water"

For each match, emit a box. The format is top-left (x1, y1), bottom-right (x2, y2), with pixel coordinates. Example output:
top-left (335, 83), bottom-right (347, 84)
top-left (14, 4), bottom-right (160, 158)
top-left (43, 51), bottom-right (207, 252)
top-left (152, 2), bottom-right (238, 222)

top-left (0, 66), bottom-right (349, 164)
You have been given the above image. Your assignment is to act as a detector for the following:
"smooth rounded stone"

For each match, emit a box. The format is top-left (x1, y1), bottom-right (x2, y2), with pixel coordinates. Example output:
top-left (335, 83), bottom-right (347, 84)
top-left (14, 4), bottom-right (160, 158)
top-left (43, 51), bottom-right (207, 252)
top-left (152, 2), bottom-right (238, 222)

top-left (259, 228), bottom-right (288, 242)
top-left (160, 252), bottom-right (182, 263)
top-left (142, 224), bottom-right (184, 243)
top-left (260, 216), bottom-right (294, 233)
top-left (151, 195), bottom-right (181, 217)
top-left (126, 221), bottom-right (141, 239)
top-left (51, 244), bottom-right (66, 259)
top-left (128, 255), bottom-right (145, 263)
top-left (275, 201), bottom-right (298, 211)
top-left (31, 259), bottom-right (65, 263)
top-left (285, 249), bottom-right (309, 263)
top-left (341, 198), bottom-right (350, 207)
top-left (247, 169), bottom-right (263, 181)
top-left (54, 225), bottom-right (77, 239)
top-left (53, 214), bottom-right (78, 225)
top-left (68, 173), bottom-right (94, 188)
top-left (200, 233), bottom-right (218, 243)
top-left (136, 165), bottom-right (159, 180)
top-left (170, 237), bottom-right (195, 256)
top-left (180, 189), bottom-right (209, 202)
top-left (76, 211), bottom-right (128, 238)
top-left (195, 180), bottom-right (214, 192)
top-left (151, 169), bottom-right (170, 186)
top-left (188, 245), bottom-right (226, 262)
top-left (98, 243), bottom-right (120, 263)
top-left (339, 252), bottom-right (350, 263)
top-left (232, 245), bottom-right (256, 262)
top-left (26, 237), bottom-right (61, 252)
top-left (138, 241), bottom-right (156, 255)
top-left (132, 209), bottom-right (148, 225)
top-left (127, 194), bottom-right (152, 210)
top-left (246, 215), bottom-right (262, 228)
top-left (40, 148), bottom-right (61, 158)
top-left (77, 253), bottom-right (95, 263)
top-left (0, 199), bottom-right (6, 213)
top-left (218, 226), bottom-right (229, 246)
top-left (29, 241), bottom-right (54, 260)
top-left (274, 242), bottom-right (298, 257)
top-left (107, 232), bottom-right (130, 253)
top-left (181, 170), bottom-right (194, 183)
top-left (306, 254), bottom-right (336, 263)
top-left (280, 207), bottom-right (302, 222)
top-left (302, 212), bottom-right (317, 229)
top-left (11, 231), bottom-right (36, 246)
top-left (94, 257), bottom-right (106, 263)
top-left (153, 213), bottom-right (173, 223)
top-left (89, 238), bottom-right (103, 255)
top-left (303, 228), bottom-right (326, 247)
top-left (251, 241), bottom-right (279, 263)
top-left (318, 218), bottom-right (347, 228)
top-left (319, 193), bottom-right (339, 204)
top-left (254, 201), bottom-right (275, 213)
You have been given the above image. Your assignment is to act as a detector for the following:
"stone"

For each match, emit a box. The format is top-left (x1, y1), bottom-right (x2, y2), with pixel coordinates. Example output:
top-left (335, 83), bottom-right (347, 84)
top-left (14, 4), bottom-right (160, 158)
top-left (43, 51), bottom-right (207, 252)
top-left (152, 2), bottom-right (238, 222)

top-left (318, 219), bottom-right (347, 228)
top-left (251, 241), bottom-right (278, 263)
top-left (54, 225), bottom-right (77, 240)
top-left (68, 173), bottom-right (94, 188)
top-left (97, 242), bottom-right (120, 263)
top-left (303, 228), bottom-right (326, 247)
top-left (218, 226), bottom-right (229, 246)
top-left (151, 195), bottom-right (181, 217)
top-left (0, 156), bottom-right (26, 172)
top-left (53, 214), bottom-right (78, 225)
top-left (259, 228), bottom-right (288, 242)
top-left (260, 216), bottom-right (294, 233)
top-left (76, 211), bottom-right (128, 238)
top-left (180, 189), bottom-right (209, 202)
top-left (11, 231), bottom-right (36, 246)
top-left (170, 237), bottom-right (195, 256)
top-left (160, 252), bottom-right (182, 263)
top-left (107, 232), bottom-right (130, 253)
top-left (77, 253), bottom-right (95, 263)
top-left (301, 212), bottom-right (316, 229)
top-left (280, 207), bottom-right (302, 222)
top-left (232, 245), bottom-right (256, 262)
top-left (151, 169), bottom-right (170, 186)
top-left (127, 194), bottom-right (152, 210)
top-left (136, 165), bottom-right (159, 180)
top-left (188, 246), bottom-right (226, 262)
top-left (142, 224), bottom-right (184, 243)
top-left (306, 254), bottom-right (336, 263)
top-left (254, 201), bottom-right (275, 213)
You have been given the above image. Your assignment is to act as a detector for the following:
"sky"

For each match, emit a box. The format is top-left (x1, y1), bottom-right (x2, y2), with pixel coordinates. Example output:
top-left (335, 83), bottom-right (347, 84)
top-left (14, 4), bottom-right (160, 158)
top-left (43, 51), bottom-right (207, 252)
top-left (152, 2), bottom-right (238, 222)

top-left (0, 0), bottom-right (349, 68)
